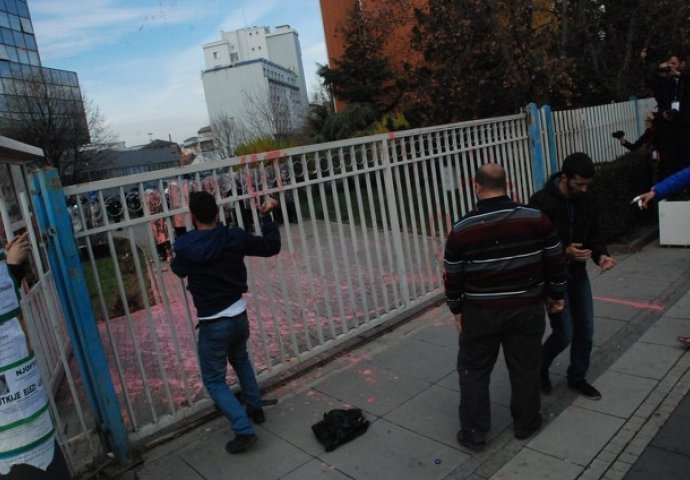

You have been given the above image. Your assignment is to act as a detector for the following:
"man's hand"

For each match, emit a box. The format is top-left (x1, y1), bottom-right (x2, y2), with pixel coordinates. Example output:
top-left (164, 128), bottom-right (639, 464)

top-left (565, 243), bottom-right (592, 262)
top-left (5, 232), bottom-right (30, 266)
top-left (598, 255), bottom-right (616, 272)
top-left (259, 196), bottom-right (279, 215)
top-left (453, 313), bottom-right (463, 333)
top-left (546, 298), bottom-right (565, 314)
top-left (631, 191), bottom-right (656, 210)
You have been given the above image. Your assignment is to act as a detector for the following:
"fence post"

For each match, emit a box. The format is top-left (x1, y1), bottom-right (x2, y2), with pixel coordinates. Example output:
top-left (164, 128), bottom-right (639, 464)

top-left (30, 168), bottom-right (130, 460)
top-left (540, 105), bottom-right (558, 175)
top-left (628, 95), bottom-right (641, 137)
top-left (526, 103), bottom-right (547, 188)
top-left (380, 138), bottom-right (410, 306)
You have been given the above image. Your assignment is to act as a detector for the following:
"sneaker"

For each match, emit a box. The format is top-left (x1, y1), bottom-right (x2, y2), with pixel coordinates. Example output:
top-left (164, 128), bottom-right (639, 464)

top-left (456, 430), bottom-right (486, 451)
top-left (569, 379), bottom-right (601, 400)
top-left (514, 414), bottom-right (543, 440)
top-left (540, 370), bottom-right (552, 395)
top-left (225, 434), bottom-right (258, 454)
top-left (247, 405), bottom-right (265, 424)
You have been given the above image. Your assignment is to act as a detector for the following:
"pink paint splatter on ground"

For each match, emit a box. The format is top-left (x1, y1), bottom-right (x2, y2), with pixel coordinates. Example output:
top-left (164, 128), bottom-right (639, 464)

top-left (593, 295), bottom-right (665, 312)
top-left (60, 219), bottom-right (442, 434)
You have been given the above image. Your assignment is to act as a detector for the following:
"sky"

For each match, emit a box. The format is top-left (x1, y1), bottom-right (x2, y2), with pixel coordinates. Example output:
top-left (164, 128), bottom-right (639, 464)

top-left (29, 0), bottom-right (329, 147)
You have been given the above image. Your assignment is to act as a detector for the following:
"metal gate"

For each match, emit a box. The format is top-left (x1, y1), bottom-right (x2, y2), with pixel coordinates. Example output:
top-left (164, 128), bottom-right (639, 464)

top-left (59, 113), bottom-right (537, 444)
top-left (0, 137), bottom-right (104, 475)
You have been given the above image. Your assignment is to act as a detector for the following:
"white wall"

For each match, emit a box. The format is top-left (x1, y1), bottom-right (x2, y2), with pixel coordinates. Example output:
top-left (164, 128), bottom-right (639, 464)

top-left (201, 26), bottom-right (309, 137)
top-left (202, 60), bottom-right (303, 136)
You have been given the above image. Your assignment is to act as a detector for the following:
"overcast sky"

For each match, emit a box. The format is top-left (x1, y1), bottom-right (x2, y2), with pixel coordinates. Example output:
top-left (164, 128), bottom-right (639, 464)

top-left (29, 0), bottom-right (328, 147)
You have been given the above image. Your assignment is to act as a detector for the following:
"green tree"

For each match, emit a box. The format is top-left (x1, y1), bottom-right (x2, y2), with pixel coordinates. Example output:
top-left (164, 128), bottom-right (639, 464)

top-left (408, 0), bottom-right (690, 123)
top-left (318, 2), bottom-right (397, 114)
top-left (0, 69), bottom-right (89, 172)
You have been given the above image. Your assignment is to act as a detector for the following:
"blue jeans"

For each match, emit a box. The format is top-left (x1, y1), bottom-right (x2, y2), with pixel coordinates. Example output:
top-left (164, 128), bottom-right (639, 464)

top-left (197, 312), bottom-right (261, 435)
top-left (541, 267), bottom-right (594, 384)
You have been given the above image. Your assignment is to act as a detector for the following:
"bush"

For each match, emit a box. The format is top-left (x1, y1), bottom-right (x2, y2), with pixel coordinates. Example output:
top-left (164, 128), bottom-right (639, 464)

top-left (591, 150), bottom-right (654, 243)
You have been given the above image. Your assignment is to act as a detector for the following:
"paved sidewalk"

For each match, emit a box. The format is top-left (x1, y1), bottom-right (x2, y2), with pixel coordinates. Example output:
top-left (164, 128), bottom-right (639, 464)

top-left (123, 239), bottom-right (690, 480)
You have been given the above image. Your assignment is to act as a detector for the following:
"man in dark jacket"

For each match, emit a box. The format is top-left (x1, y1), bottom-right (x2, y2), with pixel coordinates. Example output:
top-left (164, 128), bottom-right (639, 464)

top-left (171, 191), bottom-right (281, 454)
top-left (530, 153), bottom-right (616, 401)
top-left (444, 163), bottom-right (566, 450)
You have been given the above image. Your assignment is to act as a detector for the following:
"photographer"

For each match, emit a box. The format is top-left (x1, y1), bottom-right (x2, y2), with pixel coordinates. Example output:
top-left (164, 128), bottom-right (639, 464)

top-left (642, 49), bottom-right (689, 179)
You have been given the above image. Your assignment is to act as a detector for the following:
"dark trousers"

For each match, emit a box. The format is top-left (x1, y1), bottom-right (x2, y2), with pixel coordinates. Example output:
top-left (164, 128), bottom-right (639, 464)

top-left (457, 302), bottom-right (545, 440)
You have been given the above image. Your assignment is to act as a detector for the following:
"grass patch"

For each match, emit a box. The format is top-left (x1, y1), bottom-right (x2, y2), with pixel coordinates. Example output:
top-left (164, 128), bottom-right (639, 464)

top-left (82, 238), bottom-right (154, 322)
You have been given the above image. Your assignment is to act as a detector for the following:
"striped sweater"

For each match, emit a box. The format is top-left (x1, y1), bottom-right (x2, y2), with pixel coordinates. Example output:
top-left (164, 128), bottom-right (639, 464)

top-left (443, 195), bottom-right (567, 313)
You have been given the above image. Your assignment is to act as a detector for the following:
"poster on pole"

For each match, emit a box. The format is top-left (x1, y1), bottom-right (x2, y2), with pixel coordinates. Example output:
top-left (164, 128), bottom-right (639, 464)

top-left (0, 355), bottom-right (55, 474)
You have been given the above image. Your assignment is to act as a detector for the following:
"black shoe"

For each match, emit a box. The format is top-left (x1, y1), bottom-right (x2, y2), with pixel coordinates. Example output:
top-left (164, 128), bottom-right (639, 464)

top-left (514, 414), bottom-right (543, 440)
top-left (456, 430), bottom-right (486, 451)
top-left (225, 434), bottom-right (258, 454)
top-left (569, 380), bottom-right (601, 400)
top-left (247, 405), bottom-right (265, 424)
top-left (540, 370), bottom-right (552, 395)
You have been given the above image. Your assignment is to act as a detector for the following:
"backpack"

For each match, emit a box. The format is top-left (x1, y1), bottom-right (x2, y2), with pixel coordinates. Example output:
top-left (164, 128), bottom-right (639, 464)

top-left (311, 408), bottom-right (370, 452)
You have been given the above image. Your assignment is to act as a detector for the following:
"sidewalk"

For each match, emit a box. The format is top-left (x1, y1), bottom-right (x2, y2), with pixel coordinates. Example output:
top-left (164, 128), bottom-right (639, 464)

top-left (123, 238), bottom-right (690, 480)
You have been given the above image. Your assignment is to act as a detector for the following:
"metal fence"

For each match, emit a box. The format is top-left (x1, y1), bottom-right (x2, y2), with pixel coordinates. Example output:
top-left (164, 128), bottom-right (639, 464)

top-left (59, 112), bottom-right (536, 445)
top-left (541, 97), bottom-right (657, 174)
top-left (18, 96), bottom-right (653, 473)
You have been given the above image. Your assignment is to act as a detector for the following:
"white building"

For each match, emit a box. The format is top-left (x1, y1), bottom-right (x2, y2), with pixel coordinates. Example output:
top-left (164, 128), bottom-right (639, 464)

top-left (201, 25), bottom-right (309, 140)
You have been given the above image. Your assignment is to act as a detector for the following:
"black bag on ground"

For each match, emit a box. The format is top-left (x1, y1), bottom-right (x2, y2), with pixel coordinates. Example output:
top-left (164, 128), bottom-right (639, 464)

top-left (311, 408), bottom-right (370, 452)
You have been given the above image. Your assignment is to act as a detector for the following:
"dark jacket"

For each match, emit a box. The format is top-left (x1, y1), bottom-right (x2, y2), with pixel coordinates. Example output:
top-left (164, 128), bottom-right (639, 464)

top-left (171, 217), bottom-right (281, 317)
top-left (529, 174), bottom-right (609, 272)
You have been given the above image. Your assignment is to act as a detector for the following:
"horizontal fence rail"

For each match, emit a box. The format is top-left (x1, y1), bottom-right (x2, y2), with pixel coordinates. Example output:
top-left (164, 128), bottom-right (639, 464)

top-left (545, 97), bottom-right (655, 172)
top-left (61, 113), bottom-right (537, 443)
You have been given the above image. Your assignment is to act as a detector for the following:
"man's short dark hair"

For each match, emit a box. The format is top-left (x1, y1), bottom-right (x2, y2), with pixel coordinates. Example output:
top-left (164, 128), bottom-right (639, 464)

top-left (189, 191), bottom-right (218, 224)
top-left (476, 163), bottom-right (507, 191)
top-left (562, 152), bottom-right (594, 179)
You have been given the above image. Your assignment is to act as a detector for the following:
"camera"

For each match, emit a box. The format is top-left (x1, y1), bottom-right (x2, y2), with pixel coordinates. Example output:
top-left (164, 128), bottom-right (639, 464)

top-left (611, 131), bottom-right (625, 139)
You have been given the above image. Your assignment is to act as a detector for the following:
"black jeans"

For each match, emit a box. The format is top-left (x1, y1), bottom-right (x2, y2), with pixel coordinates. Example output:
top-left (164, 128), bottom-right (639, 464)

top-left (457, 302), bottom-right (545, 440)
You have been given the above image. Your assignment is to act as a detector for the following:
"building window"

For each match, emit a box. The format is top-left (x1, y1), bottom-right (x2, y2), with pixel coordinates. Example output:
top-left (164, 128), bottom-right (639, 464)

top-left (19, 17), bottom-right (32, 34)
top-left (230, 52), bottom-right (238, 62)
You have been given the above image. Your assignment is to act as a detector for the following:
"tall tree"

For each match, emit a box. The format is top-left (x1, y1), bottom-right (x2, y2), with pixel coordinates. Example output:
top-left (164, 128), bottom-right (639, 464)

top-left (409, 0), bottom-right (690, 124)
top-left (62, 97), bottom-right (118, 185)
top-left (0, 69), bottom-right (90, 172)
top-left (210, 113), bottom-right (238, 158)
top-left (318, 2), bottom-right (398, 114)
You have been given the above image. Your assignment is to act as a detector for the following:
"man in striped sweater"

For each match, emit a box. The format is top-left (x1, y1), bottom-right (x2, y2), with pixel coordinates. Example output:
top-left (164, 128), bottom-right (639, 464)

top-left (443, 163), bottom-right (567, 450)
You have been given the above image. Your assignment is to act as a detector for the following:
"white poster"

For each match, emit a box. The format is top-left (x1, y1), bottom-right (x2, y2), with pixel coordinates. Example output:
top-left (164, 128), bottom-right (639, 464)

top-left (0, 257), bottom-right (19, 319)
top-left (0, 317), bottom-right (29, 365)
top-left (0, 355), bottom-right (54, 473)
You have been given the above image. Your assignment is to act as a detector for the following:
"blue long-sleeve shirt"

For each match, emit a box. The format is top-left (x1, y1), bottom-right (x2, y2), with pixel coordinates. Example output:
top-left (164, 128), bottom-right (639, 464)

top-left (654, 165), bottom-right (690, 199)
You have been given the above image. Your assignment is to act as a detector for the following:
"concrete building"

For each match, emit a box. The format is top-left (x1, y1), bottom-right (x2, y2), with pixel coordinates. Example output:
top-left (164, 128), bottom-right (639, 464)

top-left (201, 25), bottom-right (309, 139)
top-left (79, 140), bottom-right (182, 183)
